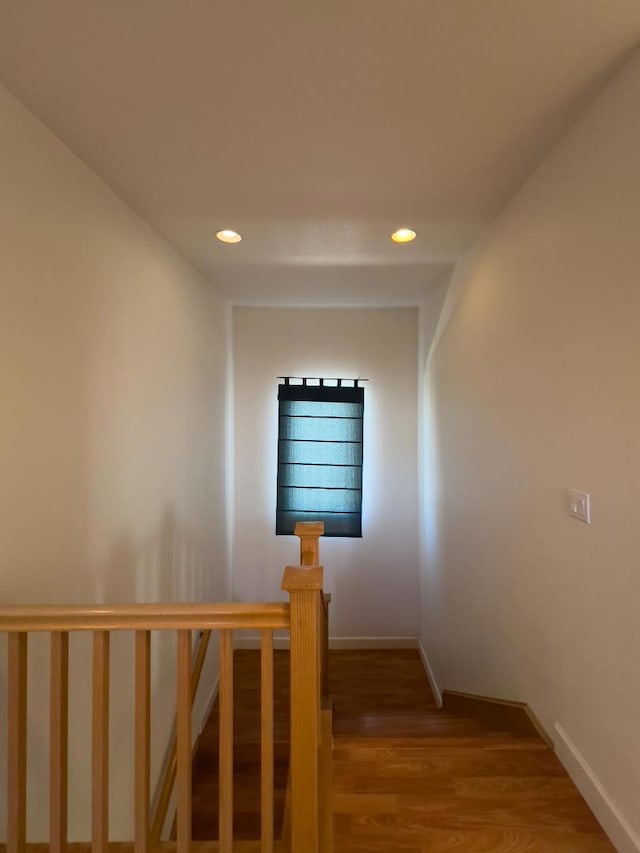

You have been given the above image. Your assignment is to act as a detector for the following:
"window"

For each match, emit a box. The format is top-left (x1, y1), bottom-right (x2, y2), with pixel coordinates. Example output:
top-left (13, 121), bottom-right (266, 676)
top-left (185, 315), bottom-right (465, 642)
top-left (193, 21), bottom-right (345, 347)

top-left (276, 377), bottom-right (364, 537)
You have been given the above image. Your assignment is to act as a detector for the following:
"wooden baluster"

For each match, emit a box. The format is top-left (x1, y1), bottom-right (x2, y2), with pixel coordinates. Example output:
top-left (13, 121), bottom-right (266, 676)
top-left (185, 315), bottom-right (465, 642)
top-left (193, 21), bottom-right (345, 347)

top-left (50, 632), bottom-right (69, 853)
top-left (282, 565), bottom-right (323, 853)
top-left (150, 629), bottom-right (212, 844)
top-left (219, 629), bottom-right (234, 853)
top-left (135, 631), bottom-right (151, 853)
top-left (8, 632), bottom-right (27, 853)
top-left (92, 631), bottom-right (110, 853)
top-left (176, 629), bottom-right (192, 853)
top-left (261, 629), bottom-right (274, 853)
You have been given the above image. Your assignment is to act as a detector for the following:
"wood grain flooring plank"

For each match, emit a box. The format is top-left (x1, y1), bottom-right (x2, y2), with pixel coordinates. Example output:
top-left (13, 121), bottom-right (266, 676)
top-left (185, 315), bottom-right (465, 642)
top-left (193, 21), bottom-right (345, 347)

top-left (189, 649), bottom-right (614, 852)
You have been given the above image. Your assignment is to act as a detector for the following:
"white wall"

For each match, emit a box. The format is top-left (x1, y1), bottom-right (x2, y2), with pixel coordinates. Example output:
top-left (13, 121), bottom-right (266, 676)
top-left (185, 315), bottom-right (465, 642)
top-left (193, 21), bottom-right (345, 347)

top-left (233, 307), bottom-right (420, 641)
top-left (0, 84), bottom-right (230, 840)
top-left (422, 52), bottom-right (640, 848)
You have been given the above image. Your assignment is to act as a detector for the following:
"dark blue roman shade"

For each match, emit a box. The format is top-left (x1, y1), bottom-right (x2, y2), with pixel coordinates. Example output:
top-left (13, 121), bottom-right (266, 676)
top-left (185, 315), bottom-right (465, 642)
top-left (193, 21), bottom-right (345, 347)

top-left (276, 378), bottom-right (364, 537)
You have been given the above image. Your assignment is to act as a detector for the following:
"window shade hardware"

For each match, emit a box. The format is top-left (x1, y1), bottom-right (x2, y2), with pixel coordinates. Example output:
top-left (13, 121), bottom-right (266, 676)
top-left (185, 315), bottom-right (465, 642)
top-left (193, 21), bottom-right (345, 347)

top-left (277, 376), bottom-right (369, 387)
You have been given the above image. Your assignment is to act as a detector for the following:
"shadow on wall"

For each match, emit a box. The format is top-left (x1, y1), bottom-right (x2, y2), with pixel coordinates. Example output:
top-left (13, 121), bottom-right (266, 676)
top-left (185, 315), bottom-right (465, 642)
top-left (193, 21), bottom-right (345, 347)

top-left (0, 504), bottom-right (221, 842)
top-left (95, 506), bottom-right (214, 604)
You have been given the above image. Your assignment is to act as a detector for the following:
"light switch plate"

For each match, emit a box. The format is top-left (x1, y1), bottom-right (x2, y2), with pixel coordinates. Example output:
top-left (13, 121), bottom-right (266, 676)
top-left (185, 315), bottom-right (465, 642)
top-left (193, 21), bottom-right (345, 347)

top-left (568, 489), bottom-right (591, 524)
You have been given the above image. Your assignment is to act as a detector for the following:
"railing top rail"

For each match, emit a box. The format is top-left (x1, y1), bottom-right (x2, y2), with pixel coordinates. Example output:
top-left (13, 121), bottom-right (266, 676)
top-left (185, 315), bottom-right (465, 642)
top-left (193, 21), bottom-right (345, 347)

top-left (0, 602), bottom-right (290, 632)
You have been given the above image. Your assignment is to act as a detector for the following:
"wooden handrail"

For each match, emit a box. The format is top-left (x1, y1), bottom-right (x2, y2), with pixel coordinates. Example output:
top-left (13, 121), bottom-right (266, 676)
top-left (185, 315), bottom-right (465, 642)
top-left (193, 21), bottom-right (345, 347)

top-left (321, 592), bottom-right (331, 617)
top-left (0, 602), bottom-right (289, 632)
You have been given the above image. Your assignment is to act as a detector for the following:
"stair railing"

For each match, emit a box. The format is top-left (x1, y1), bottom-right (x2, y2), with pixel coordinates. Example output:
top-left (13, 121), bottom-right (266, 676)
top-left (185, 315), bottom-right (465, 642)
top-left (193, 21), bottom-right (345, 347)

top-left (1, 603), bottom-right (289, 853)
top-left (0, 540), bottom-right (332, 853)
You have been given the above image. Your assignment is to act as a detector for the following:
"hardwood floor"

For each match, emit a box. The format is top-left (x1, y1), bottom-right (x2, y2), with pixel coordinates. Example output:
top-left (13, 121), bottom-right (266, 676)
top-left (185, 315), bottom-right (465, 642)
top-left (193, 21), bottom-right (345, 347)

top-left (190, 649), bottom-right (614, 851)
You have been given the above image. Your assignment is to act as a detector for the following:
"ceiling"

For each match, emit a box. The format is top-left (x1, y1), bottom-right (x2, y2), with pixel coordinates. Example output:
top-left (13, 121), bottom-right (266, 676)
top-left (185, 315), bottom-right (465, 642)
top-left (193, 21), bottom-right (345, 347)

top-left (0, 1), bottom-right (638, 305)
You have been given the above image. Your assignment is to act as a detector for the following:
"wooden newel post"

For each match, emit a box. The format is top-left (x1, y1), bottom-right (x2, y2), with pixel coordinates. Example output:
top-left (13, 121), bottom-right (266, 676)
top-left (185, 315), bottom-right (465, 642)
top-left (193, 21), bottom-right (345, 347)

top-left (294, 520), bottom-right (331, 701)
top-left (282, 564), bottom-right (323, 853)
top-left (294, 521), bottom-right (324, 566)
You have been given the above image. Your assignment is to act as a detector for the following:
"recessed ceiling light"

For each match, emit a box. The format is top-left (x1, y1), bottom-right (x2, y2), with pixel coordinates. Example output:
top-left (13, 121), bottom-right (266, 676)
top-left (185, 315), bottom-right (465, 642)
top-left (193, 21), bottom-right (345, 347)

top-left (216, 229), bottom-right (242, 243)
top-left (391, 228), bottom-right (416, 244)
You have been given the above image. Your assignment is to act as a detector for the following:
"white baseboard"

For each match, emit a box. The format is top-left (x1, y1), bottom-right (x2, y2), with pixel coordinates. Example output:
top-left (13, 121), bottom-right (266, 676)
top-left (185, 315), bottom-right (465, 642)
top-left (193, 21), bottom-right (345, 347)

top-left (329, 636), bottom-right (418, 649)
top-left (233, 635), bottom-right (419, 650)
top-left (418, 640), bottom-right (442, 707)
top-left (554, 722), bottom-right (640, 852)
top-left (198, 675), bottom-right (219, 735)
